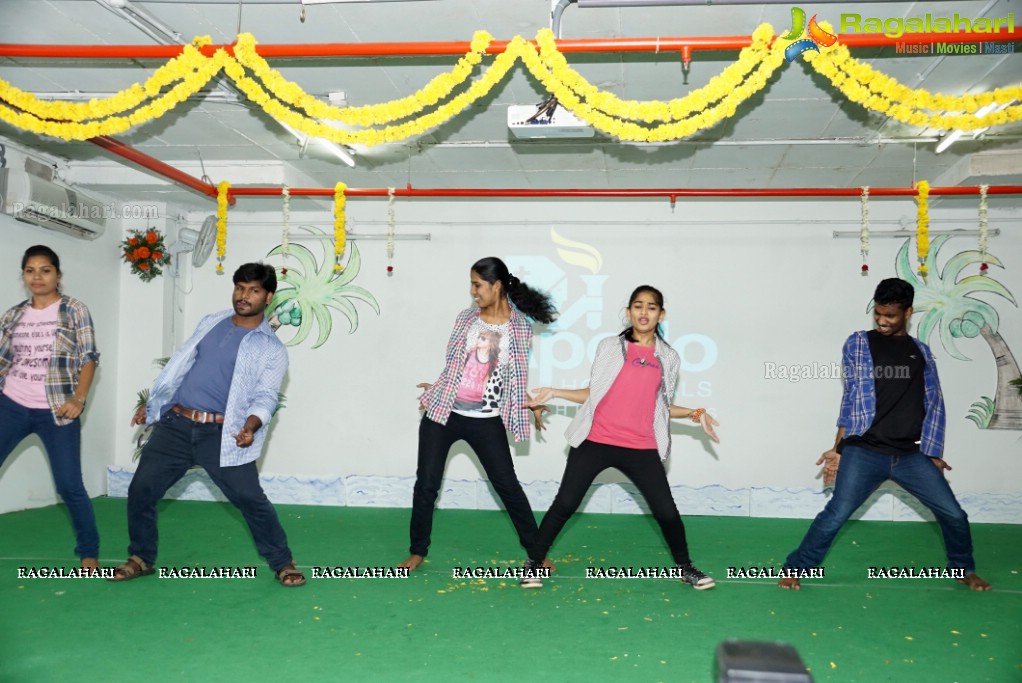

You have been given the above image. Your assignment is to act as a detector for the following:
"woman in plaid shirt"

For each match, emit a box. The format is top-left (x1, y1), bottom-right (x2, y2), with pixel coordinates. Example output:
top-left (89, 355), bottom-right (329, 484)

top-left (398, 257), bottom-right (557, 572)
top-left (0, 245), bottom-right (101, 573)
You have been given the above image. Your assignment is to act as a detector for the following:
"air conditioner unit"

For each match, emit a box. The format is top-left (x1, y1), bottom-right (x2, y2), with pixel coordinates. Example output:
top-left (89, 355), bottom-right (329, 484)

top-left (0, 168), bottom-right (107, 240)
top-left (508, 104), bottom-right (595, 139)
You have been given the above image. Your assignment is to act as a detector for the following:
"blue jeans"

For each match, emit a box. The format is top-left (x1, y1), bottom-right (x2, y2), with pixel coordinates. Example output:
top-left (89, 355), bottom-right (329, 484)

top-left (409, 414), bottom-right (538, 557)
top-left (0, 393), bottom-right (100, 559)
top-left (785, 444), bottom-right (976, 573)
top-left (127, 411), bottom-right (294, 571)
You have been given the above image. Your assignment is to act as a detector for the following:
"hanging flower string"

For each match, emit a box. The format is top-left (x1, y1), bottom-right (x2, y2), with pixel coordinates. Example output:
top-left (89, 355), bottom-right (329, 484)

top-left (859, 185), bottom-right (869, 276)
top-left (215, 180), bottom-right (230, 274)
top-left (978, 183), bottom-right (989, 275)
top-left (915, 180), bottom-right (930, 279)
top-left (334, 181), bottom-right (347, 272)
top-left (386, 187), bottom-right (396, 276)
top-left (281, 184), bottom-right (291, 275)
top-left (3, 28), bottom-right (1021, 145)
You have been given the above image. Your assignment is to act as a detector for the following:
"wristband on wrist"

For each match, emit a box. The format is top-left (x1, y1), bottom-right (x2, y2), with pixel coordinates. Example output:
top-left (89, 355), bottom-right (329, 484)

top-left (689, 408), bottom-right (705, 423)
top-left (71, 396), bottom-right (86, 406)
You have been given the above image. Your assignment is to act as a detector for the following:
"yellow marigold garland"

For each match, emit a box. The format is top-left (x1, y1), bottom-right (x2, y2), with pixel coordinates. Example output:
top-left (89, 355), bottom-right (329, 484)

top-left (334, 181), bottom-right (347, 272)
top-left (533, 25), bottom-right (776, 123)
top-left (0, 38), bottom-right (214, 123)
top-left (915, 180), bottom-right (930, 278)
top-left (216, 180), bottom-right (230, 275)
top-left (233, 31), bottom-right (494, 126)
top-left (804, 42), bottom-right (1022, 131)
top-left (1, 26), bottom-right (1020, 145)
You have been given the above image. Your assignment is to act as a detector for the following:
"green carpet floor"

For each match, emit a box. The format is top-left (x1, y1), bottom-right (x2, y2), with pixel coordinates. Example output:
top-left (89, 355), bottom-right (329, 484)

top-left (0, 497), bottom-right (1018, 682)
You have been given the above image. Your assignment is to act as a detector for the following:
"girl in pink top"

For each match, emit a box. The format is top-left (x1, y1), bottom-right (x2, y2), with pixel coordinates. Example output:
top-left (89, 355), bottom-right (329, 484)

top-left (0, 246), bottom-right (100, 573)
top-left (522, 285), bottom-right (719, 590)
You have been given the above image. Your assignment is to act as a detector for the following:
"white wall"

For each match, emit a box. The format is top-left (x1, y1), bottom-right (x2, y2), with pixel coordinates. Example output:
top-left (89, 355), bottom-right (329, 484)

top-left (103, 194), bottom-right (1022, 521)
top-left (0, 213), bottom-right (122, 514)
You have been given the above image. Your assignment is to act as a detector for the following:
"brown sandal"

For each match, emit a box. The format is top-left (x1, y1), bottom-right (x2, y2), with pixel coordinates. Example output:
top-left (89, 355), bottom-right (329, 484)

top-left (108, 555), bottom-right (155, 582)
top-left (275, 563), bottom-right (306, 587)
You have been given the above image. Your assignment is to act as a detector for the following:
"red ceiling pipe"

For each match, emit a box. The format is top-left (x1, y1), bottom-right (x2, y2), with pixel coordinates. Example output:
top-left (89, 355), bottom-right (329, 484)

top-left (1, 28), bottom-right (1018, 59)
top-left (227, 185), bottom-right (1022, 199)
top-left (89, 135), bottom-right (230, 204)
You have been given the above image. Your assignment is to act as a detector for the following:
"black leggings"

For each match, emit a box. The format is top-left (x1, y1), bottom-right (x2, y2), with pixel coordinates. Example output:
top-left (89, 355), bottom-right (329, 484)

top-left (528, 439), bottom-right (691, 565)
top-left (409, 413), bottom-right (538, 557)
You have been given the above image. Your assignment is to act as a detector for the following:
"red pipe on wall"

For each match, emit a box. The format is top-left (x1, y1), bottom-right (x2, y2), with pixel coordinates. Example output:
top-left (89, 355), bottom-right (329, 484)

top-left (0, 29), bottom-right (1018, 59)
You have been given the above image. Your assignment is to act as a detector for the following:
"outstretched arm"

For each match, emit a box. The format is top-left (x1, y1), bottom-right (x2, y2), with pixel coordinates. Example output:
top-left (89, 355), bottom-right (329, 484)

top-left (670, 404), bottom-right (720, 443)
top-left (529, 387), bottom-right (589, 407)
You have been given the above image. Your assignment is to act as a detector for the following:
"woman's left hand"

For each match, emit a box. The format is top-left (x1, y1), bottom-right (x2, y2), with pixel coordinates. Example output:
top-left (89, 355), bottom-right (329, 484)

top-left (55, 400), bottom-right (84, 419)
top-left (699, 412), bottom-right (720, 444)
top-left (531, 404), bottom-right (550, 431)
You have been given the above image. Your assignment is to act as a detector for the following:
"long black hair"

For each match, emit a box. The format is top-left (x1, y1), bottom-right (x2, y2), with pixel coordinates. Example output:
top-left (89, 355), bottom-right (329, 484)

top-left (619, 285), bottom-right (665, 343)
top-left (471, 256), bottom-right (557, 324)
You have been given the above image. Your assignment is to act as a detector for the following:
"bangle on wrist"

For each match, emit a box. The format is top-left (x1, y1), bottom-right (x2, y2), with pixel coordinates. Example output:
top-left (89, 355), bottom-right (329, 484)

top-left (72, 396), bottom-right (86, 406)
top-left (689, 408), bottom-right (705, 423)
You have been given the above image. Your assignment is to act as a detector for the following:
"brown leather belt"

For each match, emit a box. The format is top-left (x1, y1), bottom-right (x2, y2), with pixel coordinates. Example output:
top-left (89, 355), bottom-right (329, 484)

top-left (171, 404), bottom-right (225, 424)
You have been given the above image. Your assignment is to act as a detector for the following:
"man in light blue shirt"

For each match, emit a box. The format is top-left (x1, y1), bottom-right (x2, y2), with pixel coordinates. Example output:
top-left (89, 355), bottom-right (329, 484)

top-left (111, 263), bottom-right (304, 587)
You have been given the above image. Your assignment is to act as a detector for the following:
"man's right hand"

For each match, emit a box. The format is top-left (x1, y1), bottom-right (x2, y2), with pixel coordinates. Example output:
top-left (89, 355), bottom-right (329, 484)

top-left (130, 405), bottom-right (147, 427)
top-left (816, 449), bottom-right (840, 487)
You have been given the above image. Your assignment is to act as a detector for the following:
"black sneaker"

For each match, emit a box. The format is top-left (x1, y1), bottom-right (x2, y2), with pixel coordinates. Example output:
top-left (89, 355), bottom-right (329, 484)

top-left (677, 562), bottom-right (715, 590)
top-left (520, 559), bottom-right (544, 589)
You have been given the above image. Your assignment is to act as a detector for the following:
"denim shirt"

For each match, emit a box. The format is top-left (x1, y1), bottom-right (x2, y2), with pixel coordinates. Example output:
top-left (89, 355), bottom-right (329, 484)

top-left (565, 335), bottom-right (680, 462)
top-left (837, 330), bottom-right (946, 459)
top-left (145, 310), bottom-right (288, 466)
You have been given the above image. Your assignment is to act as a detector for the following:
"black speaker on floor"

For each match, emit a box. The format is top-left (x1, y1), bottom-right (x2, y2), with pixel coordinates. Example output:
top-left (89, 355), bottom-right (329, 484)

top-left (715, 640), bottom-right (814, 682)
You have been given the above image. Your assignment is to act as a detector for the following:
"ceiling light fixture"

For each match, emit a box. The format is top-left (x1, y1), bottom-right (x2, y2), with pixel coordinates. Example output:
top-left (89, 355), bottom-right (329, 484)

top-left (279, 122), bottom-right (356, 167)
top-left (935, 100), bottom-right (1013, 154)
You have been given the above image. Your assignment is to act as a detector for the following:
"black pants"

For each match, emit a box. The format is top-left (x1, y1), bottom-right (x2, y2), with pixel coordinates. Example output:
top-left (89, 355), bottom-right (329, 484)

top-left (409, 413), bottom-right (538, 557)
top-left (528, 439), bottom-right (691, 565)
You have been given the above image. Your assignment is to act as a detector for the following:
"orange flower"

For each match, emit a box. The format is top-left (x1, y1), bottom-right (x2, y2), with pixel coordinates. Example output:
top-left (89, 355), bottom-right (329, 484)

top-left (137, 246), bottom-right (151, 259)
top-left (146, 231), bottom-right (158, 244)
top-left (138, 263), bottom-right (151, 271)
top-left (129, 237), bottom-right (139, 246)
top-left (152, 251), bottom-right (162, 260)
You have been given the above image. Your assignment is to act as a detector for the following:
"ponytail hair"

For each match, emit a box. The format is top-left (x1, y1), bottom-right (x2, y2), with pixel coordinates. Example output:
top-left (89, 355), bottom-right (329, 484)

top-left (620, 284), bottom-right (665, 343)
top-left (471, 256), bottom-right (558, 324)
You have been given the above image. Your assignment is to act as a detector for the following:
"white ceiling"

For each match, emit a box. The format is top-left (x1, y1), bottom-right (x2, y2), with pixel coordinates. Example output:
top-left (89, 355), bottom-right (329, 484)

top-left (0, 0), bottom-right (1020, 210)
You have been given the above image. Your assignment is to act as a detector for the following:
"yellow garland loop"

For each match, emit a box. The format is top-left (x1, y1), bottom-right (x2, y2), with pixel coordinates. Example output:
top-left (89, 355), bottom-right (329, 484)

top-left (216, 180), bottom-right (230, 274)
top-left (804, 42), bottom-right (1022, 131)
top-left (0, 39), bottom-right (214, 123)
top-left (334, 181), bottom-right (347, 272)
top-left (233, 31), bottom-right (494, 126)
top-left (1, 26), bottom-right (1020, 144)
top-left (916, 180), bottom-right (930, 277)
top-left (533, 25), bottom-right (776, 123)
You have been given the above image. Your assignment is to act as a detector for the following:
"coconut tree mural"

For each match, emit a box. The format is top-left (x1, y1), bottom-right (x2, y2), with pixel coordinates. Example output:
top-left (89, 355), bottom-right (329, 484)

top-left (266, 226), bottom-right (380, 348)
top-left (894, 236), bottom-right (1021, 429)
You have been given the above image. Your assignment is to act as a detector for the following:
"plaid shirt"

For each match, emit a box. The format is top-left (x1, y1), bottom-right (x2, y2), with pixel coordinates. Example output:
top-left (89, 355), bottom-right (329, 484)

top-left (421, 306), bottom-right (534, 442)
top-left (566, 335), bottom-right (680, 462)
top-left (0, 296), bottom-right (101, 426)
top-left (837, 330), bottom-right (946, 459)
top-left (145, 310), bottom-right (288, 467)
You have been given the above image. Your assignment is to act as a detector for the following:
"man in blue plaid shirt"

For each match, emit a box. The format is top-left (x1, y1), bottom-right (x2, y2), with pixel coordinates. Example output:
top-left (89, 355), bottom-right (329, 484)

top-left (111, 263), bottom-right (304, 587)
top-left (779, 278), bottom-right (990, 591)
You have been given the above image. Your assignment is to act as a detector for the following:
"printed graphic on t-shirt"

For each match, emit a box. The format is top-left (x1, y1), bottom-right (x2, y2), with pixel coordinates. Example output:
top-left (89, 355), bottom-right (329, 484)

top-left (453, 322), bottom-right (508, 414)
top-left (8, 319), bottom-right (56, 383)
